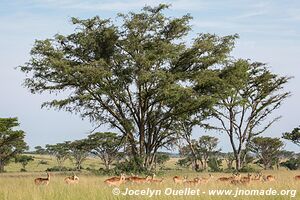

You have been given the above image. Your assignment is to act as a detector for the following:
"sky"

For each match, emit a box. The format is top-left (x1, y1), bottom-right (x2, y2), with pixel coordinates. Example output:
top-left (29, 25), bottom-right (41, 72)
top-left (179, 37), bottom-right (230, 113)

top-left (0, 0), bottom-right (299, 152)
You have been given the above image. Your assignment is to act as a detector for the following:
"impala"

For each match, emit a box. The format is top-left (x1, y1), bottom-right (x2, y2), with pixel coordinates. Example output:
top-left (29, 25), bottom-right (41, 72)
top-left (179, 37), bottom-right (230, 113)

top-left (64, 173), bottom-right (79, 184)
top-left (294, 175), bottom-right (300, 180)
top-left (148, 173), bottom-right (164, 184)
top-left (34, 172), bottom-right (50, 185)
top-left (264, 175), bottom-right (276, 181)
top-left (218, 173), bottom-right (240, 182)
top-left (104, 174), bottom-right (126, 187)
top-left (128, 175), bottom-right (151, 183)
top-left (173, 176), bottom-right (187, 184)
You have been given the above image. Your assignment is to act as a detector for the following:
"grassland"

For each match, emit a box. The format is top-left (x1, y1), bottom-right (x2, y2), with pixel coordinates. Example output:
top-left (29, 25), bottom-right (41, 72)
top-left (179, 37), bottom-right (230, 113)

top-left (0, 155), bottom-right (299, 200)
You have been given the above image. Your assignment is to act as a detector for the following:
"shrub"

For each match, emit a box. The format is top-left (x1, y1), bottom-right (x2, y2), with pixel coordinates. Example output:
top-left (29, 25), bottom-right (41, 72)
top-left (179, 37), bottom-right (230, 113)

top-left (281, 158), bottom-right (300, 170)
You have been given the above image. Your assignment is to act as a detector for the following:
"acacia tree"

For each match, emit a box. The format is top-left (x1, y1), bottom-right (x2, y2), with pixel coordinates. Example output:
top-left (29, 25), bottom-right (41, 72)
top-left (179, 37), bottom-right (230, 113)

top-left (68, 139), bottom-right (91, 170)
top-left (0, 118), bottom-right (28, 172)
top-left (249, 137), bottom-right (284, 169)
top-left (15, 155), bottom-right (34, 171)
top-left (87, 132), bottom-right (122, 170)
top-left (197, 135), bottom-right (220, 170)
top-left (282, 126), bottom-right (300, 146)
top-left (206, 60), bottom-right (290, 170)
top-left (46, 142), bottom-right (70, 170)
top-left (20, 5), bottom-right (236, 168)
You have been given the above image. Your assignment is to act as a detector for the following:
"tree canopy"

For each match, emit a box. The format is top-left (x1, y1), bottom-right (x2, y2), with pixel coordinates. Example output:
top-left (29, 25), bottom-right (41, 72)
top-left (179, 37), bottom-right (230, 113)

top-left (0, 118), bottom-right (28, 172)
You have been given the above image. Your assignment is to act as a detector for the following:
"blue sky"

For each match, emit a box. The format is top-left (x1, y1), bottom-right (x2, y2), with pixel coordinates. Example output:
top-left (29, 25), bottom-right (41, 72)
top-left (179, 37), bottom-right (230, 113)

top-left (0, 0), bottom-right (299, 152)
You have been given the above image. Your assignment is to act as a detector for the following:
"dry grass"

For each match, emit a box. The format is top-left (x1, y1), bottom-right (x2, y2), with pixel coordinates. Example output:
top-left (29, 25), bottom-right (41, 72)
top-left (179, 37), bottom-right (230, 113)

top-left (0, 170), bottom-right (299, 200)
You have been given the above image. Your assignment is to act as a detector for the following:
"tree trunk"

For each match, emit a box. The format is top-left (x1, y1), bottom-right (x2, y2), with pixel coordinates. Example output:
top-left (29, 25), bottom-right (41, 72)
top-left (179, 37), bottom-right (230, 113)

top-left (0, 160), bottom-right (4, 173)
top-left (235, 153), bottom-right (242, 171)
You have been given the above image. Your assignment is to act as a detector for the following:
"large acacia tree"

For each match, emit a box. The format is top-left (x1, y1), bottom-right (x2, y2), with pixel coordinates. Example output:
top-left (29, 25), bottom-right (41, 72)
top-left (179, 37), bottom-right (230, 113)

top-left (20, 5), bottom-right (236, 168)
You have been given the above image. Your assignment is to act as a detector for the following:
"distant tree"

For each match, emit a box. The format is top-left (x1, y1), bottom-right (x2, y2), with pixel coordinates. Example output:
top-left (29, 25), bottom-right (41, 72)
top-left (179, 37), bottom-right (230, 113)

top-left (197, 135), bottom-right (220, 170)
top-left (281, 157), bottom-right (300, 170)
top-left (179, 135), bottom-right (220, 171)
top-left (154, 152), bottom-right (170, 168)
top-left (87, 132), bottom-right (122, 170)
top-left (34, 146), bottom-right (47, 155)
top-left (207, 157), bottom-right (223, 172)
top-left (223, 152), bottom-right (235, 169)
top-left (68, 139), bottom-right (91, 170)
top-left (15, 155), bottom-right (34, 171)
top-left (249, 137), bottom-right (284, 170)
top-left (46, 142), bottom-right (70, 170)
top-left (209, 60), bottom-right (290, 170)
top-left (283, 126), bottom-right (300, 146)
top-left (0, 118), bottom-right (28, 172)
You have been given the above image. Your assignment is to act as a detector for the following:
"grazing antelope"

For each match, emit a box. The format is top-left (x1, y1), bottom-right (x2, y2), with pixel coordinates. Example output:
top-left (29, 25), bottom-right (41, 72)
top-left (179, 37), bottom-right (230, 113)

top-left (294, 175), bottom-right (300, 180)
top-left (148, 173), bottom-right (164, 184)
top-left (104, 174), bottom-right (126, 187)
top-left (230, 174), bottom-right (252, 185)
top-left (34, 172), bottom-right (50, 185)
top-left (64, 173), bottom-right (79, 184)
top-left (173, 176), bottom-right (187, 184)
top-left (128, 175), bottom-right (151, 183)
top-left (264, 175), bottom-right (275, 182)
top-left (184, 177), bottom-right (201, 186)
top-left (218, 173), bottom-right (240, 182)
top-left (252, 173), bottom-right (263, 182)
top-left (199, 174), bottom-right (213, 183)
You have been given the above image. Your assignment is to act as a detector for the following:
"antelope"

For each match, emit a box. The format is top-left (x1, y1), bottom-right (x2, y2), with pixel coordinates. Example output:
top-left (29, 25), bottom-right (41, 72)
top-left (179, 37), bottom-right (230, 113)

top-left (64, 173), bottom-right (79, 184)
top-left (230, 174), bottom-right (251, 185)
top-left (104, 174), bottom-right (126, 187)
top-left (199, 174), bottom-right (213, 183)
top-left (264, 175), bottom-right (275, 182)
top-left (218, 173), bottom-right (240, 182)
top-left (252, 173), bottom-right (263, 182)
top-left (184, 177), bottom-right (201, 186)
top-left (34, 172), bottom-right (50, 185)
top-left (148, 173), bottom-right (164, 184)
top-left (173, 176), bottom-right (187, 184)
top-left (128, 175), bottom-right (151, 183)
top-left (294, 175), bottom-right (300, 180)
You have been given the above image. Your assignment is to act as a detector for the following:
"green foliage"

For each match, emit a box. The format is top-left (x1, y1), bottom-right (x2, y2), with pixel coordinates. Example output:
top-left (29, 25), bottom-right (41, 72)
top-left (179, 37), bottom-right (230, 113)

top-left (0, 118), bottom-right (28, 172)
top-left (250, 137), bottom-right (284, 169)
top-left (68, 139), bottom-right (91, 170)
top-left (34, 146), bottom-right (47, 155)
top-left (280, 158), bottom-right (300, 170)
top-left (46, 142), bottom-right (70, 170)
top-left (15, 155), bottom-right (34, 171)
top-left (283, 126), bottom-right (300, 146)
top-left (114, 157), bottom-right (147, 174)
top-left (207, 157), bottom-right (223, 172)
top-left (87, 132), bottom-right (122, 170)
top-left (19, 4), bottom-right (237, 168)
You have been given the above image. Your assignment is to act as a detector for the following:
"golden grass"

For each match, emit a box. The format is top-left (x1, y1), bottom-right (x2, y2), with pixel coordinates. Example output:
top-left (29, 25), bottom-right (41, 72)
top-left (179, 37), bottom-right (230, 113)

top-left (0, 171), bottom-right (299, 200)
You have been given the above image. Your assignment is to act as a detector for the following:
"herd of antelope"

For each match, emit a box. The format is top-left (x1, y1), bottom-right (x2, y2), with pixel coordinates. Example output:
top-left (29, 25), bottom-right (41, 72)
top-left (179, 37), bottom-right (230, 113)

top-left (34, 172), bottom-right (300, 186)
top-left (34, 172), bottom-right (79, 185)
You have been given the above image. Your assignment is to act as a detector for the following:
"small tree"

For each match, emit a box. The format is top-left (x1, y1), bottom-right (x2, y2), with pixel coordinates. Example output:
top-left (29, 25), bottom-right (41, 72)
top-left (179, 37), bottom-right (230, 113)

top-left (223, 152), bottom-right (235, 170)
top-left (34, 146), bottom-right (47, 155)
top-left (87, 132), bottom-right (122, 170)
top-left (249, 137), bottom-right (284, 169)
top-left (68, 139), bottom-right (91, 170)
top-left (283, 126), bottom-right (300, 146)
top-left (46, 142), bottom-right (70, 170)
top-left (15, 155), bottom-right (34, 171)
top-left (197, 135), bottom-right (220, 170)
top-left (0, 118), bottom-right (28, 172)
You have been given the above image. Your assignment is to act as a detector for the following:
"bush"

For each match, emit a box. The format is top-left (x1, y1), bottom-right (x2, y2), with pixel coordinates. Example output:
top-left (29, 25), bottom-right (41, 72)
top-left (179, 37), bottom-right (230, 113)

top-left (46, 166), bottom-right (75, 171)
top-left (281, 158), bottom-right (300, 170)
top-left (208, 157), bottom-right (223, 172)
top-left (114, 157), bottom-right (148, 174)
top-left (239, 165), bottom-right (258, 173)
